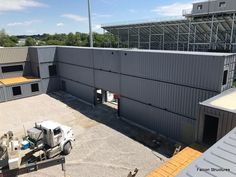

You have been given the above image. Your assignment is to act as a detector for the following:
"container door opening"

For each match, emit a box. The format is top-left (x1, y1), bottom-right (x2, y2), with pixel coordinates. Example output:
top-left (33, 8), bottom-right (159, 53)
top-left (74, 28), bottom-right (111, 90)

top-left (95, 89), bottom-right (120, 115)
top-left (203, 115), bottom-right (219, 145)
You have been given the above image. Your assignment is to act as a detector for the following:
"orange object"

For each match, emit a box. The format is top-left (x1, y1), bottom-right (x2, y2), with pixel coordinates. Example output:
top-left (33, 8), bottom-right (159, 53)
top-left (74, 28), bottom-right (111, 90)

top-left (146, 147), bottom-right (202, 177)
top-left (0, 76), bottom-right (40, 86)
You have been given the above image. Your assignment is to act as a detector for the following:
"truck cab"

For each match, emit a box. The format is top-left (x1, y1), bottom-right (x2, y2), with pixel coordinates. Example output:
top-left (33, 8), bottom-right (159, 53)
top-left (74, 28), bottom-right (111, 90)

top-left (28, 120), bottom-right (74, 157)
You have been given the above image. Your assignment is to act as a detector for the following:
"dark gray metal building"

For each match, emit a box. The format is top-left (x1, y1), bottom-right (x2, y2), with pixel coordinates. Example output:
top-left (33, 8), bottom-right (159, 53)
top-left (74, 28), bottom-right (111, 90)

top-left (0, 46), bottom-right (235, 145)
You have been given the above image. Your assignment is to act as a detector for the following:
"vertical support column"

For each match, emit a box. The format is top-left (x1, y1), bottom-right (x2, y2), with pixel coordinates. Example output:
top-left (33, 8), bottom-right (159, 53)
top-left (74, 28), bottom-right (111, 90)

top-left (127, 28), bottom-right (130, 48)
top-left (177, 24), bottom-right (180, 50)
top-left (117, 29), bottom-right (120, 48)
top-left (149, 26), bottom-right (151, 50)
top-left (138, 27), bottom-right (140, 49)
top-left (230, 13), bottom-right (235, 51)
top-left (224, 33), bottom-right (227, 50)
top-left (187, 21), bottom-right (191, 51)
top-left (193, 25), bottom-right (197, 51)
top-left (215, 24), bottom-right (219, 50)
top-left (162, 25), bottom-right (165, 50)
top-left (101, 90), bottom-right (106, 103)
top-left (209, 15), bottom-right (215, 50)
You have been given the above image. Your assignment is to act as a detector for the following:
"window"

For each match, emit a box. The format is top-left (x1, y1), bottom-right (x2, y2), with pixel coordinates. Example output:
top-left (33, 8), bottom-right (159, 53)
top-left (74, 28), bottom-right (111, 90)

top-left (49, 65), bottom-right (57, 77)
top-left (53, 128), bottom-right (61, 136)
top-left (12, 86), bottom-right (22, 96)
top-left (197, 4), bottom-right (203, 10)
top-left (222, 70), bottom-right (228, 85)
top-left (31, 83), bottom-right (39, 92)
top-left (219, 2), bottom-right (226, 8)
top-left (43, 129), bottom-right (47, 135)
top-left (2, 65), bottom-right (23, 73)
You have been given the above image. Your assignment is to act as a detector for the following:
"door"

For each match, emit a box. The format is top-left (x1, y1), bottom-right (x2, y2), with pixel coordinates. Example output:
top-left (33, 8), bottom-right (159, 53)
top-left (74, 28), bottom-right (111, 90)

top-left (53, 127), bottom-right (63, 147)
top-left (203, 115), bottom-right (219, 145)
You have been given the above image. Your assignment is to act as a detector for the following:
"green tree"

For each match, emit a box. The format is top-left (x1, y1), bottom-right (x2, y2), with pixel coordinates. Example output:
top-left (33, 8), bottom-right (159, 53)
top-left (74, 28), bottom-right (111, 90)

top-left (25, 37), bottom-right (36, 46)
top-left (65, 32), bottom-right (81, 46)
top-left (0, 29), bottom-right (17, 47)
top-left (46, 40), bottom-right (65, 45)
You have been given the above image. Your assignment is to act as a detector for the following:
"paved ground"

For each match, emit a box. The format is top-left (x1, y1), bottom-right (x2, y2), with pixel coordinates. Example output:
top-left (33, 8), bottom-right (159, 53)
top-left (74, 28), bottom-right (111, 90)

top-left (0, 92), bottom-right (170, 177)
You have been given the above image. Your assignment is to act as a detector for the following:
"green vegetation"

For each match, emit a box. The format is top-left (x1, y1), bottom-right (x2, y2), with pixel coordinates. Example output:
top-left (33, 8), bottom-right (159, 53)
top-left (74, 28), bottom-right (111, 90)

top-left (25, 37), bottom-right (37, 46)
top-left (234, 81), bottom-right (236, 87)
top-left (0, 28), bottom-right (118, 48)
top-left (0, 29), bottom-right (18, 47)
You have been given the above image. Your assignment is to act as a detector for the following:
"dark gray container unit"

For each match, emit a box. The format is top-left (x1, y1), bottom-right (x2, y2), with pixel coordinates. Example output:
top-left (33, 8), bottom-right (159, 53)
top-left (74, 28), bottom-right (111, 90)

top-left (57, 47), bottom-right (95, 104)
top-left (4, 80), bottom-right (42, 101)
top-left (0, 47), bottom-right (29, 79)
top-left (93, 48), bottom-right (121, 94)
top-left (56, 47), bottom-right (236, 144)
top-left (29, 47), bottom-right (59, 93)
top-left (0, 47), bottom-right (43, 102)
top-left (0, 85), bottom-right (5, 102)
top-left (196, 88), bottom-right (236, 144)
top-left (119, 50), bottom-right (235, 144)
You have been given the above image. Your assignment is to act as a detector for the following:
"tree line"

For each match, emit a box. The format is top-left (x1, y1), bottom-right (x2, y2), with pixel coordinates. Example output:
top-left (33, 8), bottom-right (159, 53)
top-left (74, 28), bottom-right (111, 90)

top-left (0, 29), bottom-right (118, 48)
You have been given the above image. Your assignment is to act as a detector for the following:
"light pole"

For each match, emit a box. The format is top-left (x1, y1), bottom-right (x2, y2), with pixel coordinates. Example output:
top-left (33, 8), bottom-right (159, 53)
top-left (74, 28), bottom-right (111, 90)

top-left (87, 0), bottom-right (93, 47)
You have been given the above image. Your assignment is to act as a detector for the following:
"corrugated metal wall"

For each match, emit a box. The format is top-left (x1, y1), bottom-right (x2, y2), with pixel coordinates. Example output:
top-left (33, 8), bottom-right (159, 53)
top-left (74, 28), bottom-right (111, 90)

top-left (121, 75), bottom-right (217, 119)
top-left (120, 50), bottom-right (225, 92)
top-left (38, 63), bottom-right (57, 79)
top-left (93, 48), bottom-right (121, 73)
top-left (222, 55), bottom-right (236, 91)
top-left (4, 81), bottom-right (42, 101)
top-left (54, 47), bottom-right (235, 144)
top-left (60, 79), bottom-right (95, 104)
top-left (197, 104), bottom-right (236, 143)
top-left (41, 78), bottom-right (60, 93)
top-left (0, 86), bottom-right (5, 102)
top-left (0, 62), bottom-right (26, 79)
top-left (0, 47), bottom-right (28, 64)
top-left (36, 47), bottom-right (56, 63)
top-left (58, 63), bottom-right (94, 87)
top-left (94, 70), bottom-right (120, 93)
top-left (120, 97), bottom-right (195, 144)
top-left (56, 47), bottom-right (93, 68)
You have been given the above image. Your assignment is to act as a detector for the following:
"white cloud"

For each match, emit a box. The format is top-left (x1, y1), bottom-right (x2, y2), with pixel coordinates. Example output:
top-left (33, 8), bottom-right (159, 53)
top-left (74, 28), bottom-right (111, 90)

top-left (57, 22), bottom-right (64, 27)
top-left (62, 14), bottom-right (87, 22)
top-left (152, 3), bottom-right (192, 16)
top-left (0, 0), bottom-right (47, 12)
top-left (7, 20), bottom-right (41, 27)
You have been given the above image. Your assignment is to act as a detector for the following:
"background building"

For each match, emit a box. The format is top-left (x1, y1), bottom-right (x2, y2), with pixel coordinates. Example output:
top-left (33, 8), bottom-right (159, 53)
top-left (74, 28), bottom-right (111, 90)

top-left (102, 0), bottom-right (236, 53)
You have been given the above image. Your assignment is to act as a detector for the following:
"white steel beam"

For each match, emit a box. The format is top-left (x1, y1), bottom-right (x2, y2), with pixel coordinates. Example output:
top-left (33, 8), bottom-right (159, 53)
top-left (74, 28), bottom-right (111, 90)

top-left (230, 13), bottom-right (235, 51)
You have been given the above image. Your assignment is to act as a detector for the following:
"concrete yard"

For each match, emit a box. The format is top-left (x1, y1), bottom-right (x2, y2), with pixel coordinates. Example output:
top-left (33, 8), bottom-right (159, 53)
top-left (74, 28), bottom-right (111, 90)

top-left (0, 92), bottom-right (169, 177)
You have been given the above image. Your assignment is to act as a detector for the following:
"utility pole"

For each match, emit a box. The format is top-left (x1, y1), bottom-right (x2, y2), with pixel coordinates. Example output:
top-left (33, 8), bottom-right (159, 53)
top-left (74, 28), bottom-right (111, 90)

top-left (87, 0), bottom-right (93, 47)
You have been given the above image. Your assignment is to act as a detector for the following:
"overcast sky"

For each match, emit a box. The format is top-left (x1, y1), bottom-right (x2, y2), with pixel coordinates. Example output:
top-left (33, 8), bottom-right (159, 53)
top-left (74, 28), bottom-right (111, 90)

top-left (0, 0), bottom-right (201, 35)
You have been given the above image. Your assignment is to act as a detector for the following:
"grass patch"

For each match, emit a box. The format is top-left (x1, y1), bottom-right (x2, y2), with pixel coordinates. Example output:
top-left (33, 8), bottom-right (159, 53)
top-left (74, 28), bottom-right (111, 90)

top-left (234, 81), bottom-right (236, 87)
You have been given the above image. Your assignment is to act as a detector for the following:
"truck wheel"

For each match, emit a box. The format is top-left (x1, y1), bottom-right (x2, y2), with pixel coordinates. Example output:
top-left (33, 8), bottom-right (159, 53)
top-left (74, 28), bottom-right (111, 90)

top-left (63, 142), bottom-right (72, 155)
